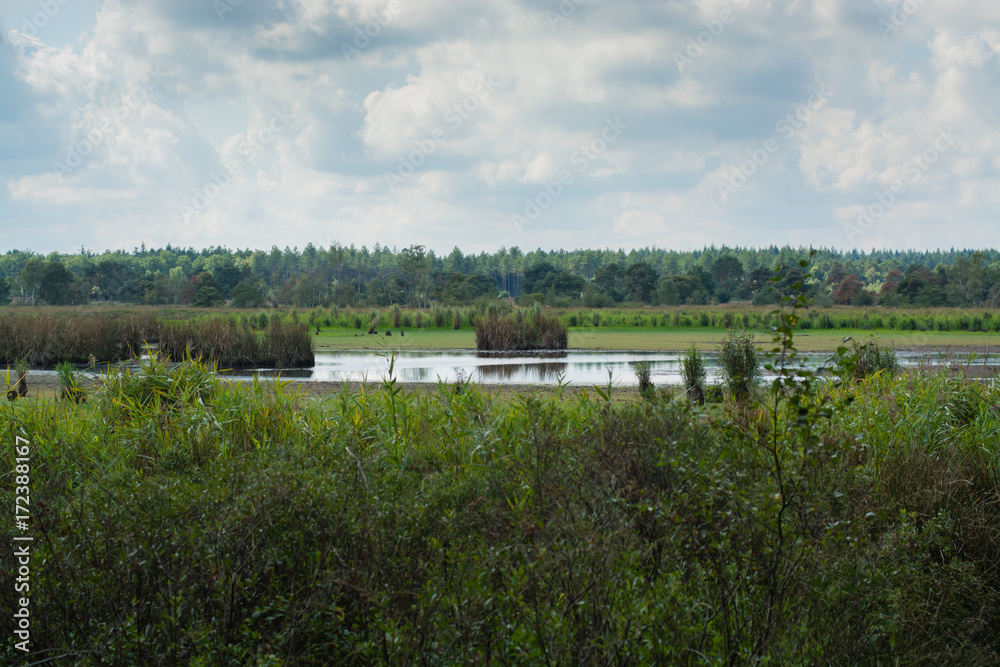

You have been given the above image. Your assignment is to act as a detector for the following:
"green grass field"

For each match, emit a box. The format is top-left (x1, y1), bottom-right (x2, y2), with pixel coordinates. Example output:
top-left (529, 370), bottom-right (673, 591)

top-left (316, 326), bottom-right (1000, 352)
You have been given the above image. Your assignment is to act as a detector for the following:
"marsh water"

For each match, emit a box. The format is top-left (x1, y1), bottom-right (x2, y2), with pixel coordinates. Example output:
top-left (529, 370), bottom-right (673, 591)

top-left (223, 349), bottom-right (944, 386)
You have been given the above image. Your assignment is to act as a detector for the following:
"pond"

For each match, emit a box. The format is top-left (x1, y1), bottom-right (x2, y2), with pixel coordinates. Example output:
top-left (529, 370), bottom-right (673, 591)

top-left (221, 349), bottom-right (941, 387)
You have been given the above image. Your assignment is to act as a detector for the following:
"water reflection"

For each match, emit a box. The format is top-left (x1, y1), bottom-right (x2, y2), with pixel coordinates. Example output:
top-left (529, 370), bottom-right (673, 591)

top-left (280, 349), bottom-right (886, 386)
top-left (26, 349), bottom-right (956, 387)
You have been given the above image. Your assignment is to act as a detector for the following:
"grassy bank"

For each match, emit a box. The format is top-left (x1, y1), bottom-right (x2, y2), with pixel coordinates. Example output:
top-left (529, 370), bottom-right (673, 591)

top-left (316, 326), bottom-right (998, 352)
top-left (1, 349), bottom-right (998, 663)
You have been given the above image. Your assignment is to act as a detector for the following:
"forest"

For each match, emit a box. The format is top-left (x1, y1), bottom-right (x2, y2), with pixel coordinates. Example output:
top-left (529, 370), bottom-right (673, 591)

top-left (2, 243), bottom-right (1000, 310)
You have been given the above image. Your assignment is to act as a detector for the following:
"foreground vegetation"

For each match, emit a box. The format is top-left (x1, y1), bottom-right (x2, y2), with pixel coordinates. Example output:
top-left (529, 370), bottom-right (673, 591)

top-left (1, 330), bottom-right (998, 663)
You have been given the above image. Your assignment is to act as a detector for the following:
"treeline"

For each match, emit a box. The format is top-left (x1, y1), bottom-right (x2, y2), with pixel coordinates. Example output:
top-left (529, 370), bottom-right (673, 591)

top-left (2, 243), bottom-right (1000, 309)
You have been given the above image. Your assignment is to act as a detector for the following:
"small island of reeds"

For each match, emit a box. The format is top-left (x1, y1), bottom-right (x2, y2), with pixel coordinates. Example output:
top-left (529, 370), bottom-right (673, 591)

top-left (475, 309), bottom-right (568, 351)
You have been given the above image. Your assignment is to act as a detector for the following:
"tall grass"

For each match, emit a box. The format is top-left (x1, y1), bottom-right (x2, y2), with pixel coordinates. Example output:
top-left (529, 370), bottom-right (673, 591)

top-left (838, 334), bottom-right (900, 380)
top-left (681, 343), bottom-right (706, 405)
top-left (475, 311), bottom-right (568, 351)
top-left (0, 312), bottom-right (151, 365)
top-left (630, 359), bottom-right (653, 395)
top-left (718, 328), bottom-right (761, 399)
top-left (158, 316), bottom-right (314, 367)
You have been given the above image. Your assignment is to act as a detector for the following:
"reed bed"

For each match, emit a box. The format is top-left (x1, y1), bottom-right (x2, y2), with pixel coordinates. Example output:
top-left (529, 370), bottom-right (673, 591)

top-left (0, 312), bottom-right (152, 366)
top-left (303, 304), bottom-right (1000, 334)
top-left (158, 316), bottom-right (314, 368)
top-left (475, 311), bottom-right (568, 351)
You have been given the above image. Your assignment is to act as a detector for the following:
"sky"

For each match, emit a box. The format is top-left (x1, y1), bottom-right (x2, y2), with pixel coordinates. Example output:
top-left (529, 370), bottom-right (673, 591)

top-left (1, 0), bottom-right (998, 256)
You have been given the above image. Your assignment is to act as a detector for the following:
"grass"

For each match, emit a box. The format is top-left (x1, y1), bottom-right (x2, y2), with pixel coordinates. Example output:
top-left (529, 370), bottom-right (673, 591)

top-left (315, 326), bottom-right (999, 353)
top-left (315, 327), bottom-right (477, 349)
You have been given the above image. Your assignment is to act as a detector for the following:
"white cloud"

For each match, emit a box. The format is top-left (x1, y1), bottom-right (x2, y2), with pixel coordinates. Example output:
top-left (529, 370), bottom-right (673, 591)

top-left (1, 0), bottom-right (998, 253)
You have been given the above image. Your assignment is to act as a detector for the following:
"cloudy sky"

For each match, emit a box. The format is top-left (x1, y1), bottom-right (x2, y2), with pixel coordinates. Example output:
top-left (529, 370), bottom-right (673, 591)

top-left (2, 0), bottom-right (998, 255)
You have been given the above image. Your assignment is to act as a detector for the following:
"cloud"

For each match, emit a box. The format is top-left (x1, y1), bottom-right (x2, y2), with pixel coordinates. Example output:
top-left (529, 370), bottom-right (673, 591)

top-left (0, 0), bottom-right (997, 254)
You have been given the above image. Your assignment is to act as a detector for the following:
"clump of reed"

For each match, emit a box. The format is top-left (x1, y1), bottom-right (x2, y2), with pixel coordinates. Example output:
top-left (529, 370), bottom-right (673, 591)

top-left (158, 316), bottom-right (314, 368)
top-left (681, 344), bottom-right (706, 405)
top-left (630, 359), bottom-right (654, 396)
top-left (4, 360), bottom-right (28, 401)
top-left (0, 312), bottom-right (147, 366)
top-left (475, 311), bottom-right (567, 351)
top-left (718, 329), bottom-right (760, 400)
top-left (55, 361), bottom-right (85, 403)
top-left (836, 334), bottom-right (899, 380)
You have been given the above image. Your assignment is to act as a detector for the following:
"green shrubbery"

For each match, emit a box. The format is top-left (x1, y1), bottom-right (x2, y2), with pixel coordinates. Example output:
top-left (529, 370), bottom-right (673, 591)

top-left (0, 353), bottom-right (997, 663)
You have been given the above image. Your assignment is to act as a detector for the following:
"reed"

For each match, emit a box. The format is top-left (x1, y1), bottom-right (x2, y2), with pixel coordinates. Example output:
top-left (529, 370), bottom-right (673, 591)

top-left (158, 316), bottom-right (314, 367)
top-left (718, 329), bottom-right (761, 399)
top-left (475, 311), bottom-right (567, 351)
top-left (681, 343), bottom-right (706, 405)
top-left (0, 312), bottom-right (149, 366)
top-left (630, 359), bottom-right (653, 395)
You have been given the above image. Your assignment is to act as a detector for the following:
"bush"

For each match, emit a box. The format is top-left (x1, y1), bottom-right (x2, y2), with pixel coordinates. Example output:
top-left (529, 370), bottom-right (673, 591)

top-left (718, 329), bottom-right (760, 400)
top-left (1, 354), bottom-right (999, 663)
